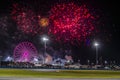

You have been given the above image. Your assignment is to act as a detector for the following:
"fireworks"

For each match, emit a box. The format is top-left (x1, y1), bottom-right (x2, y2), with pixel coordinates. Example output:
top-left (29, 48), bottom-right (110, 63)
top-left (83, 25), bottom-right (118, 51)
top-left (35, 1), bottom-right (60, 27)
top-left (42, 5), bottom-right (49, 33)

top-left (10, 2), bottom-right (99, 45)
top-left (49, 3), bottom-right (96, 45)
top-left (11, 4), bottom-right (40, 35)
top-left (0, 16), bottom-right (11, 32)
top-left (39, 17), bottom-right (49, 27)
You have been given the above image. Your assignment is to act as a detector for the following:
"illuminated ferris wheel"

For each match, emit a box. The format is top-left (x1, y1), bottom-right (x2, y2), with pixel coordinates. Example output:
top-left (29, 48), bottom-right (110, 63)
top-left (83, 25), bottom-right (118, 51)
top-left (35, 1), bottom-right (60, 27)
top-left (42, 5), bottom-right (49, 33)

top-left (13, 41), bottom-right (38, 62)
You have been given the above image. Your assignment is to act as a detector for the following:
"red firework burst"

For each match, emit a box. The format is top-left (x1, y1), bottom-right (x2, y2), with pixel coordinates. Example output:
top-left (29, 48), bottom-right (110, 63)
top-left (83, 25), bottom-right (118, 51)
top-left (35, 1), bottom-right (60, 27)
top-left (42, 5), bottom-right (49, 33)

top-left (49, 3), bottom-right (96, 45)
top-left (11, 4), bottom-right (40, 35)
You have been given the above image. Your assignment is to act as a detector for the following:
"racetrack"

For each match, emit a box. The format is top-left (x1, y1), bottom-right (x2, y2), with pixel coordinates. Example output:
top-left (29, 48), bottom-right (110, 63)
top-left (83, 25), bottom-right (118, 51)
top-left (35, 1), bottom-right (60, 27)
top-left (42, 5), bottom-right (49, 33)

top-left (0, 78), bottom-right (120, 80)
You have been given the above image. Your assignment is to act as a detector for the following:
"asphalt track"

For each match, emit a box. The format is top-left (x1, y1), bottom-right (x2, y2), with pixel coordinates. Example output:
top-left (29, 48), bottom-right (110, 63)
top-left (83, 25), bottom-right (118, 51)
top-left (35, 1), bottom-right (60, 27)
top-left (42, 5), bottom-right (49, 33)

top-left (0, 78), bottom-right (120, 80)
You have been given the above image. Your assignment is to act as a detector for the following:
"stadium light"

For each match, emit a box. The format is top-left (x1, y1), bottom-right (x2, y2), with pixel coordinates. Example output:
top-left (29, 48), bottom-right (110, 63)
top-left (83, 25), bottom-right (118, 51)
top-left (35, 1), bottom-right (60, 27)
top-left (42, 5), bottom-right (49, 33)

top-left (94, 42), bottom-right (99, 65)
top-left (42, 36), bottom-right (49, 64)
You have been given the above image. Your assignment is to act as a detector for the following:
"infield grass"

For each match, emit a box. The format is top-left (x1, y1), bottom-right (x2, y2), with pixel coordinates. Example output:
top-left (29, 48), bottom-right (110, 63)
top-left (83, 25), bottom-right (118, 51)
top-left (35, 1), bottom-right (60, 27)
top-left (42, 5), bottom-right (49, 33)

top-left (0, 69), bottom-right (120, 78)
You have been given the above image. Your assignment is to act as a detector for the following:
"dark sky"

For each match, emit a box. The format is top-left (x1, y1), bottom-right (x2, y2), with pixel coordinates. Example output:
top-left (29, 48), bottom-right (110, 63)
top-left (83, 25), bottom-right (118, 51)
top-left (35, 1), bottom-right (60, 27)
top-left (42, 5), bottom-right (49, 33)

top-left (0, 0), bottom-right (120, 64)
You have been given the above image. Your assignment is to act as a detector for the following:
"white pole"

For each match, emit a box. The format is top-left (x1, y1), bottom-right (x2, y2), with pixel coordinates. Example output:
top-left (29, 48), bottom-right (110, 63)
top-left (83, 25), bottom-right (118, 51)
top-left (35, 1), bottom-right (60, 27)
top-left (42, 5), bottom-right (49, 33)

top-left (96, 46), bottom-right (98, 65)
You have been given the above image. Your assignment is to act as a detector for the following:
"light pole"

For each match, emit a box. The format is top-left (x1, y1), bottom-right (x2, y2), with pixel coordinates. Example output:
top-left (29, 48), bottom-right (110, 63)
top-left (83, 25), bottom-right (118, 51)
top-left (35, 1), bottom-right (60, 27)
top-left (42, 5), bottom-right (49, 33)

top-left (94, 42), bottom-right (99, 65)
top-left (42, 36), bottom-right (49, 64)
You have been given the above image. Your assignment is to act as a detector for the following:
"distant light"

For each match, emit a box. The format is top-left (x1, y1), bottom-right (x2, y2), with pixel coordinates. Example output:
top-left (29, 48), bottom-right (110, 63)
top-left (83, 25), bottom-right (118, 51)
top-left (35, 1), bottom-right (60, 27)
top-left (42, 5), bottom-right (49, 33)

top-left (34, 58), bottom-right (38, 62)
top-left (94, 42), bottom-right (99, 47)
top-left (5, 56), bottom-right (13, 61)
top-left (7, 56), bottom-right (10, 59)
top-left (42, 37), bottom-right (49, 41)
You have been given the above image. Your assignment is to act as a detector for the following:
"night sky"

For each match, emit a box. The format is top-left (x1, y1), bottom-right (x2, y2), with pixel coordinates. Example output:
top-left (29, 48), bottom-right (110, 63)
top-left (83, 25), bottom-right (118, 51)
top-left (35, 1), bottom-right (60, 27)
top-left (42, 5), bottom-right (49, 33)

top-left (0, 0), bottom-right (120, 64)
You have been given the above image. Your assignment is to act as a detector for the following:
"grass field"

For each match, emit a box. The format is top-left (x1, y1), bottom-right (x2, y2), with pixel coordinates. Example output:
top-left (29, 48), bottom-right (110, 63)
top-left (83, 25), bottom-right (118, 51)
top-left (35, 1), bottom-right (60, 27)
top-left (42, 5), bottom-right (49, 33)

top-left (0, 69), bottom-right (120, 78)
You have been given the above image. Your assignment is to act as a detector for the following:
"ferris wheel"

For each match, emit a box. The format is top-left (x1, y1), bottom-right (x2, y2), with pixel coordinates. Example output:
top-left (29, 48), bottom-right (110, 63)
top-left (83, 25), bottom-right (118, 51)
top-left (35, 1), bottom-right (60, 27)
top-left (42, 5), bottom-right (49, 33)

top-left (13, 41), bottom-right (38, 62)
